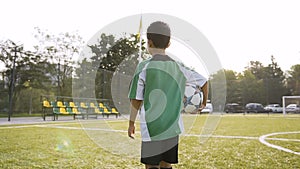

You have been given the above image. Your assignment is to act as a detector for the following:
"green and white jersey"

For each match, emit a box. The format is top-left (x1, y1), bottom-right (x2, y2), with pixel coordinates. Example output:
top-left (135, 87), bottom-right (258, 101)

top-left (128, 54), bottom-right (207, 141)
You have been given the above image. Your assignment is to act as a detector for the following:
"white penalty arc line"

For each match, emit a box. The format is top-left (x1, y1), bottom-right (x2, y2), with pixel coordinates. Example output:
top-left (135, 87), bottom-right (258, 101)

top-left (259, 131), bottom-right (300, 155)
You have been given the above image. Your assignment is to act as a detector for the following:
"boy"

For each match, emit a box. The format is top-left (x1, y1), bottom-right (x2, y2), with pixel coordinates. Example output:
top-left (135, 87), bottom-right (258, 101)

top-left (128, 21), bottom-right (208, 169)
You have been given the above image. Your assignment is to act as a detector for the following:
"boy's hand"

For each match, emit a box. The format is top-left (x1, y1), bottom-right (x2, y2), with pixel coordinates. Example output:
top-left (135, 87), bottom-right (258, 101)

top-left (198, 104), bottom-right (206, 112)
top-left (128, 124), bottom-right (135, 139)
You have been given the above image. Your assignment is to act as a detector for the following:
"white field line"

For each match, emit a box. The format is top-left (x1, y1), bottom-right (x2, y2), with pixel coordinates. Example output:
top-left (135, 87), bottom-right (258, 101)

top-left (7, 124), bottom-right (300, 143)
top-left (0, 125), bottom-right (37, 129)
top-left (35, 124), bottom-right (128, 133)
top-left (0, 118), bottom-right (128, 128)
top-left (2, 123), bottom-right (300, 155)
top-left (38, 125), bottom-right (300, 155)
top-left (259, 131), bottom-right (300, 155)
top-left (2, 124), bottom-right (300, 142)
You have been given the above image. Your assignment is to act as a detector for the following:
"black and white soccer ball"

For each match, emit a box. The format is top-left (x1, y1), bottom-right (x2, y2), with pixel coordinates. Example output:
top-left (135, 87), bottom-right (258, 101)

top-left (183, 85), bottom-right (203, 113)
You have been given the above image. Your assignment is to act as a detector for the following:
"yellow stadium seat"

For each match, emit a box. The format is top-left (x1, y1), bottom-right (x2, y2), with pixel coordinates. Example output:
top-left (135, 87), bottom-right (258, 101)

top-left (94, 108), bottom-right (102, 114)
top-left (57, 101), bottom-right (66, 108)
top-left (43, 100), bottom-right (52, 108)
top-left (80, 102), bottom-right (88, 108)
top-left (89, 102), bottom-right (96, 108)
top-left (59, 108), bottom-right (68, 114)
top-left (111, 108), bottom-right (119, 118)
top-left (111, 108), bottom-right (119, 114)
top-left (72, 108), bottom-right (81, 114)
top-left (69, 102), bottom-right (76, 107)
top-left (99, 103), bottom-right (105, 108)
top-left (103, 108), bottom-right (111, 114)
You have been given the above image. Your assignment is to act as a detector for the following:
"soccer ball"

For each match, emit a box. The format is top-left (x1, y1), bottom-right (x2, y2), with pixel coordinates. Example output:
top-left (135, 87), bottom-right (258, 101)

top-left (183, 85), bottom-right (203, 114)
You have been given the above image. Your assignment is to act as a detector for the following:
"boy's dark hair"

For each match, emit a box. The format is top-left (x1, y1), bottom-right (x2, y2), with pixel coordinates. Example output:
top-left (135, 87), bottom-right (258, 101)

top-left (147, 21), bottom-right (171, 49)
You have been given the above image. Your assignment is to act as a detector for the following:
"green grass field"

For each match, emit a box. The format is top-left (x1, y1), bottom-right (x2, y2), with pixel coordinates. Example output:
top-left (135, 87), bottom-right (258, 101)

top-left (0, 114), bottom-right (299, 169)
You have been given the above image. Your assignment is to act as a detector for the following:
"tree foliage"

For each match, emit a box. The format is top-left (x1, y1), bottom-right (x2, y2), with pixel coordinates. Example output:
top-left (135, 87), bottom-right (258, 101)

top-left (75, 33), bottom-right (144, 102)
top-left (33, 27), bottom-right (84, 96)
top-left (210, 56), bottom-right (289, 107)
top-left (287, 64), bottom-right (300, 95)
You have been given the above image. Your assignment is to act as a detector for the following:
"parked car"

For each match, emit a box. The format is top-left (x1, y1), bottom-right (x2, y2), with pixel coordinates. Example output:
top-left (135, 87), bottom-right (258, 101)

top-left (264, 104), bottom-right (283, 113)
top-left (201, 103), bottom-right (213, 113)
top-left (224, 103), bottom-right (244, 113)
top-left (245, 103), bottom-right (269, 113)
top-left (285, 104), bottom-right (300, 113)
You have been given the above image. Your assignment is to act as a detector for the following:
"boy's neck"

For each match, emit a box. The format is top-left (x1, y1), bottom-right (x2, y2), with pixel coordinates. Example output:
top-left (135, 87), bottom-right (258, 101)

top-left (150, 48), bottom-right (166, 56)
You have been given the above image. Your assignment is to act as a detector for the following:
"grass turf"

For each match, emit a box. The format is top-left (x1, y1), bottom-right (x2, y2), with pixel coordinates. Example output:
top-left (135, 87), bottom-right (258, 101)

top-left (0, 114), bottom-right (299, 168)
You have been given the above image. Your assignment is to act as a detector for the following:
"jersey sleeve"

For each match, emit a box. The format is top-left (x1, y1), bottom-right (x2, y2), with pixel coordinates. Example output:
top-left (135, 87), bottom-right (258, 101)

top-left (128, 60), bottom-right (148, 100)
top-left (179, 65), bottom-right (207, 88)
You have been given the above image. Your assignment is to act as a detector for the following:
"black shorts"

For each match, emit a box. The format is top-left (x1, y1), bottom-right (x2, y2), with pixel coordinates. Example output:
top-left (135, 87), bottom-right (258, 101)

top-left (141, 136), bottom-right (179, 165)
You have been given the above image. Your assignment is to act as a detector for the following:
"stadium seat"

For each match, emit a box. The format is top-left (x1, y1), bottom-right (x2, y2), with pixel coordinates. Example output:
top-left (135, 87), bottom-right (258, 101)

top-left (74, 102), bottom-right (80, 107)
top-left (53, 107), bottom-right (60, 114)
top-left (99, 103), bottom-right (104, 108)
top-left (66, 107), bottom-right (74, 114)
top-left (112, 108), bottom-right (118, 114)
top-left (89, 102), bottom-right (97, 108)
top-left (103, 108), bottom-right (111, 118)
top-left (94, 107), bottom-right (102, 114)
top-left (111, 108), bottom-right (119, 118)
top-left (69, 102), bottom-right (77, 108)
top-left (80, 102), bottom-right (88, 108)
top-left (42, 99), bottom-right (119, 120)
top-left (43, 100), bottom-right (52, 108)
top-left (51, 101), bottom-right (57, 107)
top-left (66, 107), bottom-right (77, 120)
top-left (72, 107), bottom-right (81, 114)
top-left (57, 101), bottom-right (66, 108)
top-left (51, 107), bottom-right (75, 120)
top-left (59, 107), bottom-right (68, 114)
top-left (42, 100), bottom-right (53, 121)
top-left (63, 102), bottom-right (69, 107)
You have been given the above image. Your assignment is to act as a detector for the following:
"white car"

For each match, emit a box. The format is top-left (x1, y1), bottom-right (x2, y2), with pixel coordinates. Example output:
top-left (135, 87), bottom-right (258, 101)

top-left (285, 104), bottom-right (300, 113)
top-left (264, 104), bottom-right (283, 113)
top-left (201, 103), bottom-right (213, 113)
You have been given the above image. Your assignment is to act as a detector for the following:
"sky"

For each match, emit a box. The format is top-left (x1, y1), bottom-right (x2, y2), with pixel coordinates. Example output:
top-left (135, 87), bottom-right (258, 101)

top-left (1, 0), bottom-right (300, 74)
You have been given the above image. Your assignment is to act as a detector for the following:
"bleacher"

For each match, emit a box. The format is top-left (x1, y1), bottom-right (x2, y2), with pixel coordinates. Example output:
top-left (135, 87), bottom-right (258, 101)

top-left (42, 97), bottom-right (120, 121)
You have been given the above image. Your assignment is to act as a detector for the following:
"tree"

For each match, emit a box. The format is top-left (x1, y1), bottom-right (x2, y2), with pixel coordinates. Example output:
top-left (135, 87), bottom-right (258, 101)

top-left (33, 27), bottom-right (84, 96)
top-left (73, 58), bottom-right (97, 98)
top-left (287, 64), bottom-right (300, 95)
top-left (223, 70), bottom-right (242, 104)
top-left (263, 56), bottom-right (287, 104)
top-left (79, 33), bottom-right (145, 102)
top-left (0, 71), bottom-right (8, 113)
top-left (239, 70), bottom-right (265, 104)
top-left (209, 69), bottom-right (227, 111)
top-left (242, 56), bottom-right (287, 105)
top-left (246, 61), bottom-right (265, 80)
top-left (0, 39), bottom-right (45, 117)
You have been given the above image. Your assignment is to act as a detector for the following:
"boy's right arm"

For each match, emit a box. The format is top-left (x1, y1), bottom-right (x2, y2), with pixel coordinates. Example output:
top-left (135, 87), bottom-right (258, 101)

top-left (128, 99), bottom-right (142, 139)
top-left (199, 81), bottom-right (208, 111)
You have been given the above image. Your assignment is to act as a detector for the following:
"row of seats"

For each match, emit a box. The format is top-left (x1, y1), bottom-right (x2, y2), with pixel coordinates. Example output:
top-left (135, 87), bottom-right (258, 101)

top-left (42, 100), bottom-right (119, 121)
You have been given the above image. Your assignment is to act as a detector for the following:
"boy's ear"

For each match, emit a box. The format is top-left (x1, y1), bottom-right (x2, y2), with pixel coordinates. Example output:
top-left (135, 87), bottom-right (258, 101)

top-left (166, 41), bottom-right (171, 48)
top-left (148, 39), bottom-right (154, 48)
